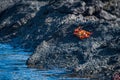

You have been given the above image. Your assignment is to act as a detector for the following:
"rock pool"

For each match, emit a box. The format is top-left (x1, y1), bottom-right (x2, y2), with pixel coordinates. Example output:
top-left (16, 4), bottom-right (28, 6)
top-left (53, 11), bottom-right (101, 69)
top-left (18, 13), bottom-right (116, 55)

top-left (0, 44), bottom-right (89, 80)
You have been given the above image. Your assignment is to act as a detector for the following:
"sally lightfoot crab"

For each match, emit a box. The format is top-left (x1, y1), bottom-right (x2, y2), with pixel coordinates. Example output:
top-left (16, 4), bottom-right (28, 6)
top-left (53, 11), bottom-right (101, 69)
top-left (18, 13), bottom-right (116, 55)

top-left (74, 26), bottom-right (92, 39)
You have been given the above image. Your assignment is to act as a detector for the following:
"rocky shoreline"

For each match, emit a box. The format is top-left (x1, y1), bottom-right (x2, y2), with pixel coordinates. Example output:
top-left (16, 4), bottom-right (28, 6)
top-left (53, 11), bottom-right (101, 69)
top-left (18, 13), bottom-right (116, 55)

top-left (0, 0), bottom-right (120, 80)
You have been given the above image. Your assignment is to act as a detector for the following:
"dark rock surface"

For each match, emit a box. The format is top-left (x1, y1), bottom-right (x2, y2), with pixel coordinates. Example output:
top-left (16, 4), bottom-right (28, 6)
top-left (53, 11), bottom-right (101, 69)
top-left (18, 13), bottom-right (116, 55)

top-left (0, 0), bottom-right (120, 80)
top-left (0, 0), bottom-right (20, 13)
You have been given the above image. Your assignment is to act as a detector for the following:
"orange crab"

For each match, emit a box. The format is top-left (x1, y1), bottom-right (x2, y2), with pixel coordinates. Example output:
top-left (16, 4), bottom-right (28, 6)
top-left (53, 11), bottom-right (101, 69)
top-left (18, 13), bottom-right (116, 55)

top-left (74, 26), bottom-right (92, 39)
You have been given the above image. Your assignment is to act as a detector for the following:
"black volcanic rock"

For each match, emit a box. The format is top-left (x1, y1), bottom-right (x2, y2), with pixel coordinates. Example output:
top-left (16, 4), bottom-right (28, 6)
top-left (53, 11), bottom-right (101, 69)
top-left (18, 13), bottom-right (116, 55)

top-left (0, 0), bottom-right (20, 13)
top-left (0, 0), bottom-right (120, 80)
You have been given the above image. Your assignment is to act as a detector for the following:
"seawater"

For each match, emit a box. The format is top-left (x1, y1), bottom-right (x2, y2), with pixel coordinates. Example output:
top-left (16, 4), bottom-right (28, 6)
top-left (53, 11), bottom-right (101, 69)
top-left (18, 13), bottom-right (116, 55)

top-left (0, 44), bottom-right (90, 80)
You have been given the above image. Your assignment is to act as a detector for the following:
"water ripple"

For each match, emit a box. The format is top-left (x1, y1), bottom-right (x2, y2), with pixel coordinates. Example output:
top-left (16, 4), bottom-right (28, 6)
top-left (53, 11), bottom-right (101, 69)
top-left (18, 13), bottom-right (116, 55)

top-left (0, 44), bottom-right (89, 80)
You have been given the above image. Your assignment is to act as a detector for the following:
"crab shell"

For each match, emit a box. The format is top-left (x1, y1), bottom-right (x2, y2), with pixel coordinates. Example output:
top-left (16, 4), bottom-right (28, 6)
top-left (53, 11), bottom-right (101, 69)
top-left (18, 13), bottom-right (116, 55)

top-left (74, 28), bottom-right (92, 39)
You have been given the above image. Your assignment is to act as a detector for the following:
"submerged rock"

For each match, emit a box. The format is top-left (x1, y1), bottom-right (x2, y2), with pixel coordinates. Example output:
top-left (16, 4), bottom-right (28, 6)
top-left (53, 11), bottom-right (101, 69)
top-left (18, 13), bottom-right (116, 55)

top-left (0, 0), bottom-right (120, 79)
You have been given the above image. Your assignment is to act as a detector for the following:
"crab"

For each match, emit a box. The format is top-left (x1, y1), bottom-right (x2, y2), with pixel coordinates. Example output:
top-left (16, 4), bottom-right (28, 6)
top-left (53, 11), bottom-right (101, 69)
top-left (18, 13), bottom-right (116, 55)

top-left (74, 26), bottom-right (92, 39)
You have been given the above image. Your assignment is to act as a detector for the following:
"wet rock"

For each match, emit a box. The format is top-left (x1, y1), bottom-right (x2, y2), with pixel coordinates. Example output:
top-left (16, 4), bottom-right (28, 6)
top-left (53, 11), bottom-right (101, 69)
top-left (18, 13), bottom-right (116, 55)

top-left (27, 41), bottom-right (80, 69)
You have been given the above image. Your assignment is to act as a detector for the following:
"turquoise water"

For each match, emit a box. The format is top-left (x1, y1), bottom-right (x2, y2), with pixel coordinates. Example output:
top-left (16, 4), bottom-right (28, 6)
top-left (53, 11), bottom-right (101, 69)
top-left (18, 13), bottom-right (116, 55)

top-left (0, 44), bottom-right (90, 80)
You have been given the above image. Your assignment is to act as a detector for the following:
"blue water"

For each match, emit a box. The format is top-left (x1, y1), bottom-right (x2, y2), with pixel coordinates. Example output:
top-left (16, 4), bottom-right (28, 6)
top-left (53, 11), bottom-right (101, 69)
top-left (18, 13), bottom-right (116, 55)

top-left (0, 44), bottom-right (90, 80)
